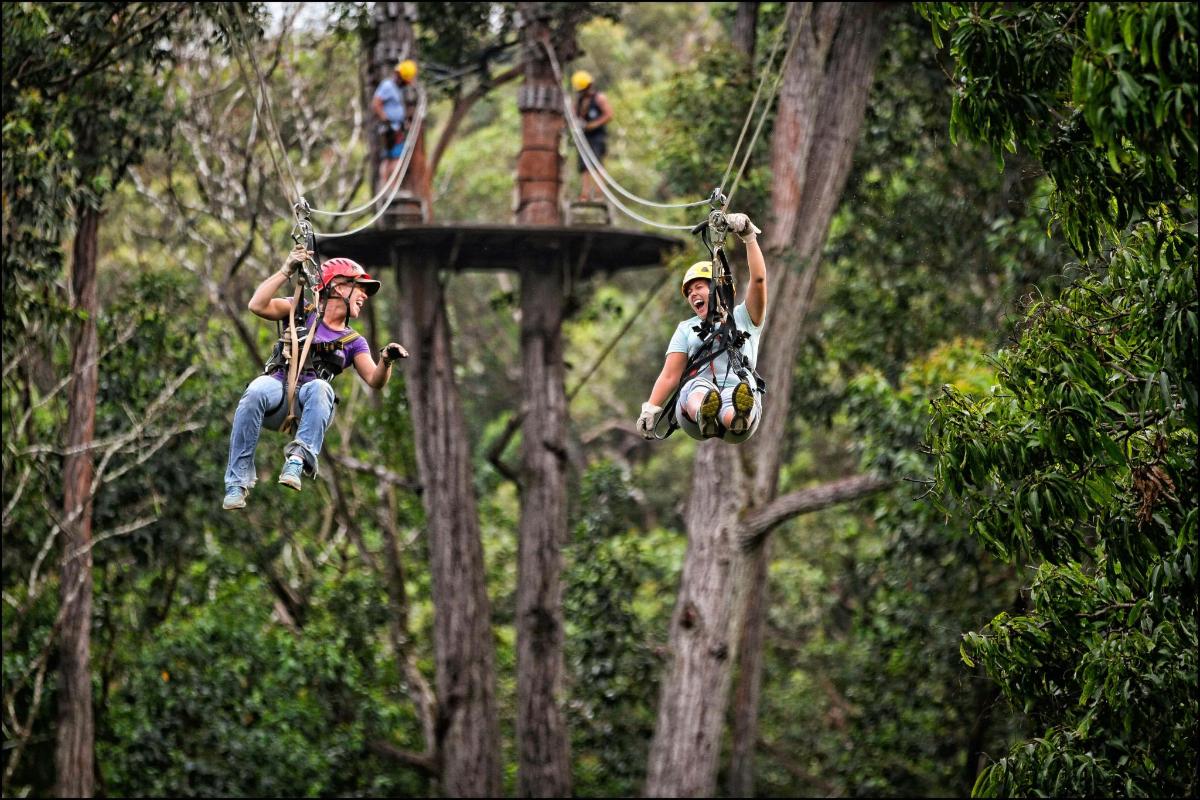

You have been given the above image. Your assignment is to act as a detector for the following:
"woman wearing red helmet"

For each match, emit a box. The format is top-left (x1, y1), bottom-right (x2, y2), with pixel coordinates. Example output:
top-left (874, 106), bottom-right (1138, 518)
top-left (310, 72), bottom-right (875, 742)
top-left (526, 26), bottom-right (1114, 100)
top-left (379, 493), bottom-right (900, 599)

top-left (222, 244), bottom-right (408, 510)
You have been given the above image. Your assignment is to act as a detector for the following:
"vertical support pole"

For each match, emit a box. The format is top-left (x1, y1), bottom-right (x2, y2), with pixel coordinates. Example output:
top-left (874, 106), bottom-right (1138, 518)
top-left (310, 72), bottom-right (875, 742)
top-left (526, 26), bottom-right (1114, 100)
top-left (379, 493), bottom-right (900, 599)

top-left (514, 4), bottom-right (573, 796)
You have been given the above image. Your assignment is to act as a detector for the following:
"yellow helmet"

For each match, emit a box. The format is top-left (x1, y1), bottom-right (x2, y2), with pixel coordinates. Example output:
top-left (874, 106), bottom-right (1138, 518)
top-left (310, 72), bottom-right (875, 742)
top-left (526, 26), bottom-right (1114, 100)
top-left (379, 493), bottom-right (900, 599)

top-left (396, 59), bottom-right (418, 82)
top-left (681, 261), bottom-right (713, 297)
top-left (571, 70), bottom-right (593, 92)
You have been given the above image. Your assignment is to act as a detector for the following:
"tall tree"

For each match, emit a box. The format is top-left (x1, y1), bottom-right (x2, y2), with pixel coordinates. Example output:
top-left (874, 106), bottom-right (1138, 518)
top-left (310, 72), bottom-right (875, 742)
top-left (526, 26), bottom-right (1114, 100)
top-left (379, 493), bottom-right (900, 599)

top-left (921, 3), bottom-right (1197, 795)
top-left (373, 4), bottom-right (503, 795)
top-left (513, 3), bottom-right (573, 795)
top-left (645, 4), bottom-right (891, 795)
top-left (2, 4), bottom-right (220, 794)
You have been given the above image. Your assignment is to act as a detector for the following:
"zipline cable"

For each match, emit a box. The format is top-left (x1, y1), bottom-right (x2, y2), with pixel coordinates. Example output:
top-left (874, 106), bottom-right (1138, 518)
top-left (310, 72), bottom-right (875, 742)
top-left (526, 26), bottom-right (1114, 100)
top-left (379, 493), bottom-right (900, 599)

top-left (544, 42), bottom-right (707, 212)
top-left (229, 4), bottom-right (303, 204)
top-left (717, 7), bottom-right (791, 193)
top-left (307, 92), bottom-right (423, 218)
top-left (543, 43), bottom-right (695, 230)
top-left (223, 5), bottom-right (299, 208)
top-left (724, 3), bottom-right (809, 211)
top-left (311, 86), bottom-right (428, 238)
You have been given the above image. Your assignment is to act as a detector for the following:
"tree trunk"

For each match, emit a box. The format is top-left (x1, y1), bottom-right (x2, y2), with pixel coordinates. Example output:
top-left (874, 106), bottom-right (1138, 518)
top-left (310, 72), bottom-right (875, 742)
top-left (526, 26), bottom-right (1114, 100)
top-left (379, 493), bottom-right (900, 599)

top-left (397, 254), bottom-right (502, 797)
top-left (646, 5), bottom-right (890, 796)
top-left (732, 2), bottom-right (759, 62)
top-left (55, 205), bottom-right (100, 798)
top-left (727, 536), bottom-right (770, 797)
top-left (512, 6), bottom-right (573, 795)
top-left (645, 445), bottom-right (749, 796)
top-left (370, 6), bottom-right (501, 793)
top-left (515, 255), bottom-right (572, 798)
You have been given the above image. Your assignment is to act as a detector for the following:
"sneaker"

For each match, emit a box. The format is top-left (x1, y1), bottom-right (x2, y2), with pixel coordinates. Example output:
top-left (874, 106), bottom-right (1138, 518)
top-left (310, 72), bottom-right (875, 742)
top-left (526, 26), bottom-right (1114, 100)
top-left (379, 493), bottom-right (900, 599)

top-left (278, 457), bottom-right (304, 491)
top-left (697, 389), bottom-right (722, 438)
top-left (729, 382), bottom-right (755, 435)
top-left (222, 485), bottom-right (248, 510)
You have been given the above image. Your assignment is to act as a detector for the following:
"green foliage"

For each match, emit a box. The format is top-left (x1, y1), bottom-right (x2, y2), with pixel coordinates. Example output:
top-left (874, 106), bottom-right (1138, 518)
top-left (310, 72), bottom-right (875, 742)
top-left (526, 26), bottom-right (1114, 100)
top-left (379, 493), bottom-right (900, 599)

top-left (927, 221), bottom-right (1198, 797)
top-left (564, 463), bottom-right (664, 797)
top-left (918, 2), bottom-right (1198, 255)
top-left (760, 341), bottom-right (1026, 798)
top-left (920, 5), bottom-right (1198, 795)
top-left (1, 2), bottom-right (225, 337)
top-left (99, 571), bottom-right (426, 797)
top-left (793, 7), bottom-right (1068, 428)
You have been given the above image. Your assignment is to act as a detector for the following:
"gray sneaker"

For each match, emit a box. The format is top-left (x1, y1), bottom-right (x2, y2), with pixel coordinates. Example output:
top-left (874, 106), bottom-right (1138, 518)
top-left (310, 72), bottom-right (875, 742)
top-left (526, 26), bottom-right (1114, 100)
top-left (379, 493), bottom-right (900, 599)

top-left (278, 457), bottom-right (304, 491)
top-left (222, 485), bottom-right (248, 510)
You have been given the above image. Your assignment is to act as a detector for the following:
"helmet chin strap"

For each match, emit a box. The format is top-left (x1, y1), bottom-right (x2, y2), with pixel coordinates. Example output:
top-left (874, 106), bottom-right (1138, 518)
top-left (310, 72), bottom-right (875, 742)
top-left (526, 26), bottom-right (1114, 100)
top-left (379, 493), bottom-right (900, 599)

top-left (324, 281), bottom-right (354, 324)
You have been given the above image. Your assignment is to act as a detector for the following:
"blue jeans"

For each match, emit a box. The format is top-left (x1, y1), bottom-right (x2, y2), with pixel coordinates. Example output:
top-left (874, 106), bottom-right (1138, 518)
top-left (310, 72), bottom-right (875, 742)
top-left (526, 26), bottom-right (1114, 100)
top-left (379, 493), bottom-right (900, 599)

top-left (224, 375), bottom-right (336, 488)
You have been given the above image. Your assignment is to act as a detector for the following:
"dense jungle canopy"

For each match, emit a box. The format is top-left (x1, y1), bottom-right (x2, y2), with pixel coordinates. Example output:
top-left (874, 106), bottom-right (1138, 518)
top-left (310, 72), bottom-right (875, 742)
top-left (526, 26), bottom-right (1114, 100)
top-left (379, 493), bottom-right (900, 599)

top-left (2, 2), bottom-right (1196, 797)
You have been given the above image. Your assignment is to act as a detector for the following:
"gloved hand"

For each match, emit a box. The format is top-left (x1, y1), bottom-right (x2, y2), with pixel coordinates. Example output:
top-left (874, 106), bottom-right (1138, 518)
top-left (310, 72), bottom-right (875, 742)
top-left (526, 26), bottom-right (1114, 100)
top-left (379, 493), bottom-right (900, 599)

top-left (282, 244), bottom-right (311, 278)
top-left (725, 212), bottom-right (762, 243)
top-left (381, 342), bottom-right (409, 363)
top-left (636, 402), bottom-right (663, 439)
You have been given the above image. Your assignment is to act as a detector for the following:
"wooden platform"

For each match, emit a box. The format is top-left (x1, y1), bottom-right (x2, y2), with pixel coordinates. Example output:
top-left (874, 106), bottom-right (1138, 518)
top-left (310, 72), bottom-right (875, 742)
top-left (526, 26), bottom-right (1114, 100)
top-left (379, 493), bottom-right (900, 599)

top-left (316, 223), bottom-right (684, 279)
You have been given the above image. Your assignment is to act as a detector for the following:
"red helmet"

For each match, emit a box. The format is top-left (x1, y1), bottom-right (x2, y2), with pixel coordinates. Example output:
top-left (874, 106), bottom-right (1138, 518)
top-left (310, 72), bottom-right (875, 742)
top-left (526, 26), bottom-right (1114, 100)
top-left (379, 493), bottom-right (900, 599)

top-left (318, 257), bottom-right (380, 296)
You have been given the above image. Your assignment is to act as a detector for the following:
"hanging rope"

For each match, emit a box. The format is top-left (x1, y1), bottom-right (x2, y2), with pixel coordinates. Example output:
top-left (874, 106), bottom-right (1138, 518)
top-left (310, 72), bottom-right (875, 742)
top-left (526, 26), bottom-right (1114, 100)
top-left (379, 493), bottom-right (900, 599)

top-left (566, 269), bottom-right (674, 404)
top-left (724, 4), bottom-right (810, 211)
top-left (717, 8), bottom-right (792, 193)
top-left (544, 6), bottom-right (804, 232)
top-left (310, 85), bottom-right (428, 238)
top-left (227, 4), bottom-right (303, 203)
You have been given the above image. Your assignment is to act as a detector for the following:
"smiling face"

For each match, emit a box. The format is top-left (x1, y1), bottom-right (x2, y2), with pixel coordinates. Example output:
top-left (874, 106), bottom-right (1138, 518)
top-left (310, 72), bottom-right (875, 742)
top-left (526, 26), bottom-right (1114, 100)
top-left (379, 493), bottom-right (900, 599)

top-left (329, 280), bottom-right (369, 320)
top-left (684, 278), bottom-right (710, 319)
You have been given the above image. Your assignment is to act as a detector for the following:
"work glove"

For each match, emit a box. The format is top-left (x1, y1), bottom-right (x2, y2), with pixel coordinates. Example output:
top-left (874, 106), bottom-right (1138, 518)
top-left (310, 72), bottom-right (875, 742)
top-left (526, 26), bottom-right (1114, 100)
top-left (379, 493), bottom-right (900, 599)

top-left (725, 212), bottom-right (762, 243)
top-left (381, 342), bottom-right (409, 363)
top-left (636, 402), bottom-right (663, 439)
top-left (283, 244), bottom-right (311, 278)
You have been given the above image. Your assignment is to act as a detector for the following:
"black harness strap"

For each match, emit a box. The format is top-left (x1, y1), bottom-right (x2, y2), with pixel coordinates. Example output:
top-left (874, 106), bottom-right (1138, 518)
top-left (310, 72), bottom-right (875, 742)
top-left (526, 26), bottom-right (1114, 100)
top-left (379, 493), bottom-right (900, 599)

top-left (653, 209), bottom-right (766, 440)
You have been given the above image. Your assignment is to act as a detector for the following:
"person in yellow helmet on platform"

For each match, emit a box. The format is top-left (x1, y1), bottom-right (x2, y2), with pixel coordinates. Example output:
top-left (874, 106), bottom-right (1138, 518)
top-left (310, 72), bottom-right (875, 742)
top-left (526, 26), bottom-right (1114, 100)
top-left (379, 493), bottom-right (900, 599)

top-left (637, 213), bottom-right (766, 443)
top-left (372, 59), bottom-right (418, 194)
top-left (571, 69), bottom-right (613, 203)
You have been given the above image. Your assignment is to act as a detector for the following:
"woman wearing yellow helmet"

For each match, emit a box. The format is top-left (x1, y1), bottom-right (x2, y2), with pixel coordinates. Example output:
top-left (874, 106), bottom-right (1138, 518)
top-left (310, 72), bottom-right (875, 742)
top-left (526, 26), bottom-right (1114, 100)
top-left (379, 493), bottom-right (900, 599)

top-left (636, 213), bottom-right (766, 443)
top-left (572, 70), bottom-right (613, 202)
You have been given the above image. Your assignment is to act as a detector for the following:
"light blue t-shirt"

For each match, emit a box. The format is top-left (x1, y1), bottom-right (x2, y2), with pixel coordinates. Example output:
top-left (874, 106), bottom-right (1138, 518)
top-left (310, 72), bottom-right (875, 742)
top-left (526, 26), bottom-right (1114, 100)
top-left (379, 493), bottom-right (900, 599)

top-left (667, 302), bottom-right (763, 389)
top-left (373, 77), bottom-right (406, 128)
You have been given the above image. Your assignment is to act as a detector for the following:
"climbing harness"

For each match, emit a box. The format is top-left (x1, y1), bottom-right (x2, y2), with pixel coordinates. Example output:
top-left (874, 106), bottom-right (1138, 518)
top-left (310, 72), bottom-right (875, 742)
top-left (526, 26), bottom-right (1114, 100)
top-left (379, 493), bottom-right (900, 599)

top-left (222, 7), bottom-right (414, 435)
top-left (257, 199), bottom-right (323, 435)
top-left (652, 192), bottom-right (767, 441)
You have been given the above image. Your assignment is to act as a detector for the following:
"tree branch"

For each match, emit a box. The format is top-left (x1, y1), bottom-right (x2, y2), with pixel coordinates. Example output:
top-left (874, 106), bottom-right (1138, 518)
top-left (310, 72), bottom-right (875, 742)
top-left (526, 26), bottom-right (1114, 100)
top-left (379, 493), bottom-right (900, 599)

top-left (326, 452), bottom-right (420, 492)
top-left (367, 739), bottom-right (439, 777)
top-left (429, 63), bottom-right (525, 178)
top-left (740, 473), bottom-right (892, 549)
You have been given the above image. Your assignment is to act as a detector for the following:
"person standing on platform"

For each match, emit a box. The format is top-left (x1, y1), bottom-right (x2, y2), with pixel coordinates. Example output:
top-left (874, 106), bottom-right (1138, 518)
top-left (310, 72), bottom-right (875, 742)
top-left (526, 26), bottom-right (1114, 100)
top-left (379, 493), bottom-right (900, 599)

top-left (372, 59), bottom-right (418, 195)
top-left (572, 70), bottom-right (613, 203)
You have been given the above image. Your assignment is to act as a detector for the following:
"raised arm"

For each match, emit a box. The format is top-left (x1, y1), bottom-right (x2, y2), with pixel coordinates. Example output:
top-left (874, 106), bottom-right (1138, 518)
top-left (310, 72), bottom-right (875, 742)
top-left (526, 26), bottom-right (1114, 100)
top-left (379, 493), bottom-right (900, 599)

top-left (248, 244), bottom-right (309, 321)
top-left (726, 213), bottom-right (766, 326)
top-left (743, 235), bottom-right (766, 326)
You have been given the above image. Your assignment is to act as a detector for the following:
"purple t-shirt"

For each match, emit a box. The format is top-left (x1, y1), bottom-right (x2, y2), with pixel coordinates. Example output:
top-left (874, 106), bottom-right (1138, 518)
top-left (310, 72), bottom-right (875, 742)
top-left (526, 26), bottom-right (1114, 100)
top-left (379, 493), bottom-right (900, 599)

top-left (271, 313), bottom-right (370, 386)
